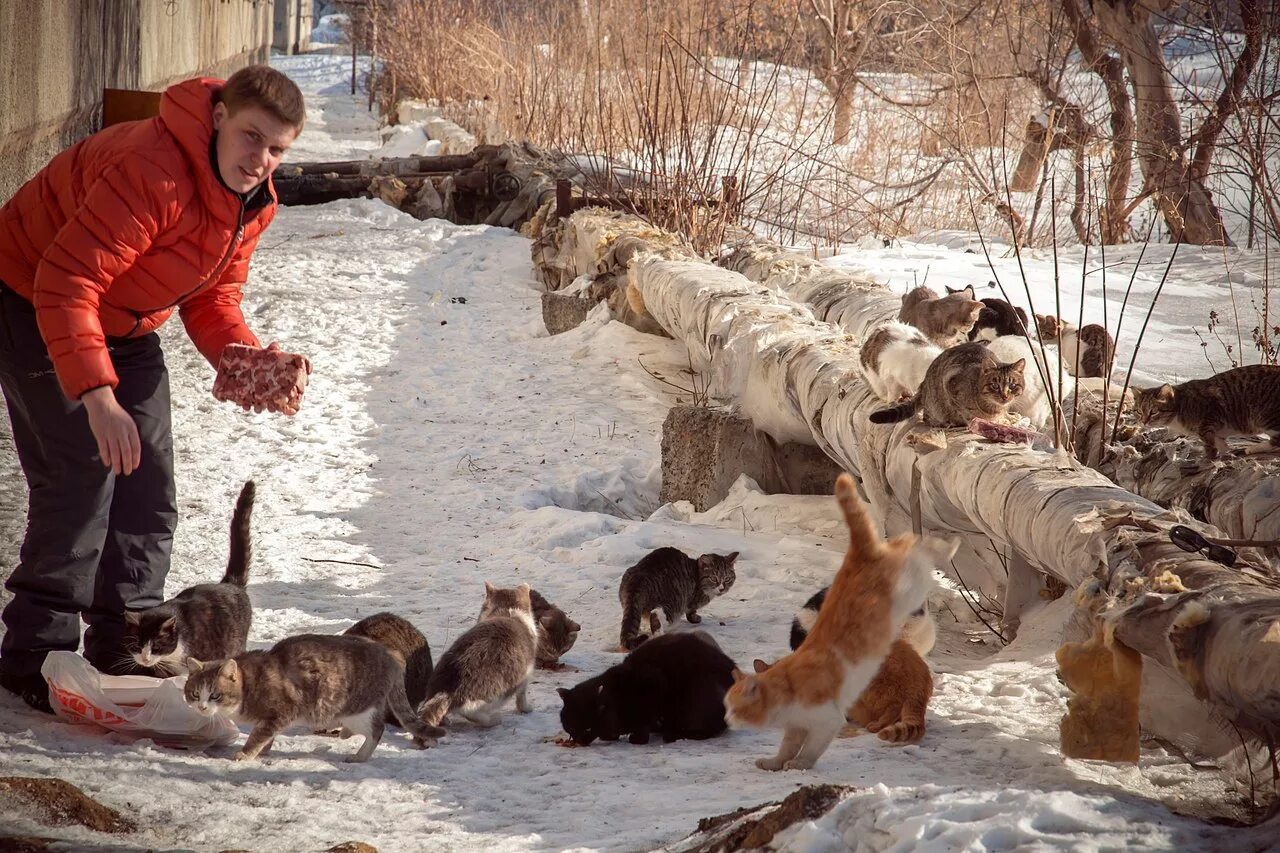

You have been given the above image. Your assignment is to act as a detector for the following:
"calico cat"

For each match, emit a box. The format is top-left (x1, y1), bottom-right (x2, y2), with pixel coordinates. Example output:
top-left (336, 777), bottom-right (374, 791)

top-left (859, 322), bottom-right (942, 402)
top-left (789, 587), bottom-right (936, 658)
top-left (723, 473), bottom-right (950, 771)
top-left (869, 341), bottom-right (1025, 428)
top-left (530, 588), bottom-right (580, 669)
top-left (344, 613), bottom-right (433, 723)
top-left (183, 634), bottom-right (446, 762)
top-left (417, 583), bottom-right (538, 728)
top-left (124, 481), bottom-right (255, 674)
top-left (898, 285), bottom-right (983, 347)
top-left (617, 547), bottom-right (738, 650)
top-left (1132, 364), bottom-right (1280, 460)
top-left (558, 631), bottom-right (735, 746)
top-left (985, 334), bottom-right (1074, 430)
top-left (1058, 322), bottom-right (1115, 379)
top-left (946, 286), bottom-right (1028, 341)
top-left (754, 638), bottom-right (933, 744)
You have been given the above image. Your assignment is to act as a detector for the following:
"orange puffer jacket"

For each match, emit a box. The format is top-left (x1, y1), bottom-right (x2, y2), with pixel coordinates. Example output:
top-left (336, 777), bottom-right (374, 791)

top-left (0, 77), bottom-right (274, 400)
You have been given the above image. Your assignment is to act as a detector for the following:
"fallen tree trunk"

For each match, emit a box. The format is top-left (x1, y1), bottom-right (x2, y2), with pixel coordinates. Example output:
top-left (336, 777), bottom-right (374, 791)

top-left (532, 209), bottom-right (1280, 755)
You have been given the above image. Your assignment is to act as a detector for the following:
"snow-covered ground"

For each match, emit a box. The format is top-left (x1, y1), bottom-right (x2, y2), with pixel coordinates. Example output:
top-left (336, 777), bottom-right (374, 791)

top-left (0, 52), bottom-right (1274, 852)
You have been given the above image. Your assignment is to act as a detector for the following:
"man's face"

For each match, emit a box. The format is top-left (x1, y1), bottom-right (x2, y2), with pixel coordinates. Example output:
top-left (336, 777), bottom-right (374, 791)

top-left (212, 102), bottom-right (299, 194)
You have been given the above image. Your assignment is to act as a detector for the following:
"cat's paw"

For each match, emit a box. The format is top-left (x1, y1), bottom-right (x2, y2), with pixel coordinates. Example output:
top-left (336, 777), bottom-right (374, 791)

top-left (518, 701), bottom-right (534, 714)
top-left (629, 731), bottom-right (651, 745)
top-left (755, 757), bottom-right (785, 771)
top-left (686, 612), bottom-right (702, 623)
top-left (233, 750), bottom-right (254, 762)
top-left (345, 754), bottom-right (370, 764)
top-left (782, 758), bottom-right (816, 771)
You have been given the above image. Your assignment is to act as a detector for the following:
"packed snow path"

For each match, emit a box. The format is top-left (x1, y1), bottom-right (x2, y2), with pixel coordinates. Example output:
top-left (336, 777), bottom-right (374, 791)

top-left (0, 53), bottom-right (1265, 852)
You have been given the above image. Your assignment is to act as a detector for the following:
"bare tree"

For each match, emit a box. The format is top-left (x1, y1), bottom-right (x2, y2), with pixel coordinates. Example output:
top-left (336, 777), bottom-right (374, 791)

top-left (799, 1), bottom-right (891, 145)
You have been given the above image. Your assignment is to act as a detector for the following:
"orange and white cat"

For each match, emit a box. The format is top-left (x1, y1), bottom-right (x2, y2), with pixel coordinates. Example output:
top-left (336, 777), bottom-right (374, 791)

top-left (724, 473), bottom-right (953, 771)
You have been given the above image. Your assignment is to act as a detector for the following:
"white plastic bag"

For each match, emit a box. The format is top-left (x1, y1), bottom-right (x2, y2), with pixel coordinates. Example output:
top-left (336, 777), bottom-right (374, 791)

top-left (40, 651), bottom-right (240, 749)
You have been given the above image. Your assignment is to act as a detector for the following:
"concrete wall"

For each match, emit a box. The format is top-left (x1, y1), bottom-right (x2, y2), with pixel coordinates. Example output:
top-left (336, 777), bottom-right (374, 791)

top-left (0, 0), bottom-right (274, 203)
top-left (273, 0), bottom-right (314, 55)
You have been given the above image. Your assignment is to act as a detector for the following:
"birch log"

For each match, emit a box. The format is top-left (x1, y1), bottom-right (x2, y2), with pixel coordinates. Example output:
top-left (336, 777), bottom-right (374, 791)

top-left (533, 210), bottom-right (1280, 750)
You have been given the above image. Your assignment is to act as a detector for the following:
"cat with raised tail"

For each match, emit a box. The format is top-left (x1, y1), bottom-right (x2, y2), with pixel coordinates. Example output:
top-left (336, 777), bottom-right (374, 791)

top-left (869, 341), bottom-right (1025, 428)
top-left (898, 285), bottom-right (983, 347)
top-left (617, 548), bottom-right (738, 650)
top-left (183, 634), bottom-right (446, 762)
top-left (417, 583), bottom-right (538, 728)
top-left (124, 481), bottom-right (256, 675)
top-left (859, 322), bottom-right (942, 402)
top-left (724, 474), bottom-right (951, 771)
top-left (1132, 364), bottom-right (1280, 460)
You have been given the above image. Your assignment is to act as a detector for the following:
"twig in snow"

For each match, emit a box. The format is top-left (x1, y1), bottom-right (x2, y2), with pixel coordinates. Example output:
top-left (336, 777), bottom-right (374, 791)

top-left (302, 557), bottom-right (382, 569)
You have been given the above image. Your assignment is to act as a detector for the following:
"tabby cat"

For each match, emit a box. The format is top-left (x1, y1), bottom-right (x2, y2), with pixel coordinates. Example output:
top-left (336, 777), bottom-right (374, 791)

top-left (343, 612), bottom-right (433, 724)
top-left (530, 588), bottom-right (580, 669)
top-left (724, 474), bottom-right (951, 771)
top-left (898, 285), bottom-right (983, 347)
top-left (617, 547), bottom-right (738, 650)
top-left (869, 341), bottom-right (1025, 428)
top-left (1058, 322), bottom-right (1115, 379)
top-left (1132, 364), bottom-right (1280, 460)
top-left (124, 481), bottom-right (255, 675)
top-left (183, 634), bottom-right (446, 762)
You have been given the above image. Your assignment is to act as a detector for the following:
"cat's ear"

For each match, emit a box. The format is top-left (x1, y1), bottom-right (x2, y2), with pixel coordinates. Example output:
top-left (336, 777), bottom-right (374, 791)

top-left (218, 659), bottom-right (240, 682)
top-left (516, 583), bottom-right (531, 595)
top-left (731, 667), bottom-right (747, 684)
top-left (752, 658), bottom-right (771, 674)
top-left (124, 610), bottom-right (141, 626)
top-left (556, 687), bottom-right (571, 700)
top-left (1156, 384), bottom-right (1175, 402)
top-left (922, 535), bottom-right (960, 564)
top-left (945, 286), bottom-right (959, 294)
top-left (484, 581), bottom-right (497, 596)
top-left (185, 657), bottom-right (203, 672)
top-left (160, 616), bottom-right (177, 633)
top-left (962, 285), bottom-right (976, 299)
top-left (568, 621), bottom-right (581, 633)
top-left (725, 551), bottom-right (740, 564)
top-left (1010, 358), bottom-right (1026, 373)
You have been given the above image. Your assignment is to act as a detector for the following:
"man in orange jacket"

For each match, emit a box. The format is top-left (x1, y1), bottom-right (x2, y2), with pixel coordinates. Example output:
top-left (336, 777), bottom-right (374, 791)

top-left (0, 65), bottom-right (307, 712)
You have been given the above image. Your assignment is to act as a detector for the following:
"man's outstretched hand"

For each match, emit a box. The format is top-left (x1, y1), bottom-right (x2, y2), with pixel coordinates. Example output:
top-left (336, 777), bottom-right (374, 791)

top-left (213, 342), bottom-right (311, 416)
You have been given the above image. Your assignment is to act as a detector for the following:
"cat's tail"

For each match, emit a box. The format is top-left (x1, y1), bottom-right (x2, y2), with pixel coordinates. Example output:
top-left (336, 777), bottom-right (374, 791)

top-left (625, 281), bottom-right (649, 318)
top-left (387, 680), bottom-right (446, 746)
top-left (869, 396), bottom-right (919, 424)
top-left (221, 481), bottom-right (255, 587)
top-left (417, 691), bottom-right (453, 728)
top-left (619, 597), bottom-right (647, 651)
top-left (835, 473), bottom-right (883, 561)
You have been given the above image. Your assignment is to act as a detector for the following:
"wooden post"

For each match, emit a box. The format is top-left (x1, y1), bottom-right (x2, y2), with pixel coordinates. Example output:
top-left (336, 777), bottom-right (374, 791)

top-left (556, 179), bottom-right (573, 220)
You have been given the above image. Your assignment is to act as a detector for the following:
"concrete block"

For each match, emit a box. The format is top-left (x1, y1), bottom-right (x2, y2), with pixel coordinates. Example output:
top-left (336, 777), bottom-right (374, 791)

top-left (660, 406), bottom-right (844, 511)
top-left (541, 291), bottom-right (598, 335)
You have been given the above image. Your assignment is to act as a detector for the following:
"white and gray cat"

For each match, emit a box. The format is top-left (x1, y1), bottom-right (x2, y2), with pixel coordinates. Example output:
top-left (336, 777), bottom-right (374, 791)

top-left (183, 633), bottom-right (446, 762)
top-left (860, 322), bottom-right (942, 402)
top-left (617, 547), bottom-right (738, 650)
top-left (124, 481), bottom-right (255, 675)
top-left (417, 583), bottom-right (539, 728)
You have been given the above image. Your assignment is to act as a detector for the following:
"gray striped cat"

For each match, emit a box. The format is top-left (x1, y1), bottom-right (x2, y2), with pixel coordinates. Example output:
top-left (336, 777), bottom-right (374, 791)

top-left (617, 547), bottom-right (738, 650)
top-left (869, 341), bottom-right (1025, 428)
top-left (1132, 364), bottom-right (1280, 459)
top-left (417, 583), bottom-right (538, 728)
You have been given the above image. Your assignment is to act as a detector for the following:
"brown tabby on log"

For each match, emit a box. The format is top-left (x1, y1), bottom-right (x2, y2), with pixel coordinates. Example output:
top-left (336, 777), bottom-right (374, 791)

top-left (869, 341), bottom-right (1025, 428)
top-left (1132, 364), bottom-right (1280, 460)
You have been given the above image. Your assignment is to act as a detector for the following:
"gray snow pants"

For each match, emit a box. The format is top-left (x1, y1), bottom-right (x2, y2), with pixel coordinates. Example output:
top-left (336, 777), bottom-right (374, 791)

top-left (0, 283), bottom-right (176, 679)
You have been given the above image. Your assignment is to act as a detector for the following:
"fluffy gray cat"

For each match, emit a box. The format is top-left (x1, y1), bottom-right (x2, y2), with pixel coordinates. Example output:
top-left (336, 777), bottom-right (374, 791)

top-left (417, 583), bottom-right (538, 728)
top-left (869, 341), bottom-right (1025, 428)
top-left (183, 633), bottom-right (446, 762)
top-left (617, 547), bottom-right (738, 650)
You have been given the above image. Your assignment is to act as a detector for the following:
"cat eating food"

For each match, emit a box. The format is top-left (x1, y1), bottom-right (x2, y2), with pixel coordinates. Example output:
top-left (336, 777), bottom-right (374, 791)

top-left (530, 588), bottom-right (580, 670)
top-left (558, 631), bottom-right (736, 746)
top-left (869, 341), bottom-right (1025, 428)
top-left (124, 481), bottom-right (256, 675)
top-left (724, 474), bottom-right (949, 771)
top-left (617, 547), bottom-right (737, 650)
top-left (1132, 364), bottom-right (1280, 460)
top-left (183, 633), bottom-right (446, 762)
top-left (417, 583), bottom-right (538, 729)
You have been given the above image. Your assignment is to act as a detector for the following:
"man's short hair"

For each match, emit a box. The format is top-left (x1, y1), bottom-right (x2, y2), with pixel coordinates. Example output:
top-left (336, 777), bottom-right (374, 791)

top-left (219, 65), bottom-right (306, 131)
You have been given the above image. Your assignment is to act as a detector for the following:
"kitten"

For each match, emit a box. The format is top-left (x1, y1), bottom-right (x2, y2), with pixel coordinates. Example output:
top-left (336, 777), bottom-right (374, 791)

top-left (985, 334), bottom-right (1074, 430)
top-left (754, 638), bottom-right (933, 744)
top-left (1058, 322), bottom-right (1115, 379)
top-left (343, 613), bottom-right (433, 723)
top-left (946, 286), bottom-right (1029, 341)
top-left (417, 582), bottom-right (538, 728)
top-left (183, 634), bottom-right (446, 762)
top-left (859, 322), bottom-right (942, 402)
top-left (124, 480), bottom-right (255, 674)
top-left (530, 588), bottom-right (581, 670)
top-left (723, 473), bottom-right (950, 771)
top-left (898, 285), bottom-right (983, 347)
top-left (789, 587), bottom-right (935, 658)
top-left (869, 341), bottom-right (1026, 428)
top-left (558, 631), bottom-right (735, 746)
top-left (1132, 364), bottom-right (1280, 460)
top-left (617, 548), bottom-right (738, 650)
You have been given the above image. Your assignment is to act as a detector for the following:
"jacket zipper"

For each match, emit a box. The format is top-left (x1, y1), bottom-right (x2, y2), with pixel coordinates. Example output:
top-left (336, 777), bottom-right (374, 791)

top-left (123, 197), bottom-right (247, 337)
